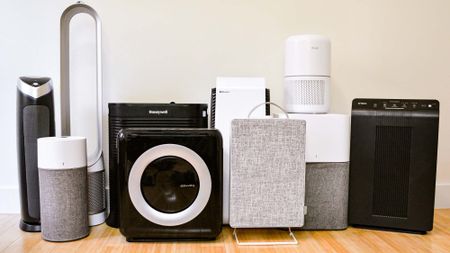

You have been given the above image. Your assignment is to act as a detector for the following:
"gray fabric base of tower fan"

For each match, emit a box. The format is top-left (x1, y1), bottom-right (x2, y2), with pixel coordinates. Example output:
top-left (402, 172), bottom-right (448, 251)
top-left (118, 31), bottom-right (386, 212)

top-left (302, 162), bottom-right (349, 230)
top-left (39, 167), bottom-right (89, 241)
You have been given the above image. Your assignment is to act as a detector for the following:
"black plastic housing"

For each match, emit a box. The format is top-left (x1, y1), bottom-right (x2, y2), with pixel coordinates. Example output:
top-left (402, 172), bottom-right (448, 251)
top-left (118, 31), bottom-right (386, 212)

top-left (107, 103), bottom-right (208, 228)
top-left (118, 128), bottom-right (222, 241)
top-left (16, 81), bottom-right (55, 232)
top-left (349, 98), bottom-right (439, 233)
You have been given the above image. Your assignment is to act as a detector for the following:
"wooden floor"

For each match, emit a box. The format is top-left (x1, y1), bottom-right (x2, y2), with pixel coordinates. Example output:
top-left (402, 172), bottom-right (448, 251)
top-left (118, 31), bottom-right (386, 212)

top-left (1, 210), bottom-right (449, 253)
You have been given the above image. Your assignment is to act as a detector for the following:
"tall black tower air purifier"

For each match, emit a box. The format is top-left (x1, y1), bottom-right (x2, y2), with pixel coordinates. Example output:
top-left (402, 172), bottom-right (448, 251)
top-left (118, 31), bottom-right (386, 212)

top-left (16, 76), bottom-right (55, 232)
top-left (349, 98), bottom-right (439, 233)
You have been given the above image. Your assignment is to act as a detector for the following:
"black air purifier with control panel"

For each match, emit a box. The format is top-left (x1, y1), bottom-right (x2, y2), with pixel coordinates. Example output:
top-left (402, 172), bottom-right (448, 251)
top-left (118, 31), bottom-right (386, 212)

top-left (16, 77), bottom-right (55, 232)
top-left (107, 103), bottom-right (208, 228)
top-left (349, 98), bottom-right (439, 233)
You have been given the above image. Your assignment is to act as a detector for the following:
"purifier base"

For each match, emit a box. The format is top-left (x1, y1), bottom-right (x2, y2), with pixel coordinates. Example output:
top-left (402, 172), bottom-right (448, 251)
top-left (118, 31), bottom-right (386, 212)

top-left (89, 211), bottom-right (107, 226)
top-left (20, 220), bottom-right (41, 232)
top-left (351, 224), bottom-right (427, 235)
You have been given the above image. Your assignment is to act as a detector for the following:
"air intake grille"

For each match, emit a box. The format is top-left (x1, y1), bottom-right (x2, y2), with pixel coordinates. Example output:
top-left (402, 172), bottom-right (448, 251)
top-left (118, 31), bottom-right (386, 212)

top-left (372, 126), bottom-right (412, 218)
top-left (211, 88), bottom-right (216, 128)
top-left (294, 79), bottom-right (325, 105)
top-left (88, 170), bottom-right (106, 214)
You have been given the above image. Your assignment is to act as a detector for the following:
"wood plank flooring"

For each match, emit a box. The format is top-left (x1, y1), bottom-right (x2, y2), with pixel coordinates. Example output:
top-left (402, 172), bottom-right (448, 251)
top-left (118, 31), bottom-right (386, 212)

top-left (0, 209), bottom-right (449, 253)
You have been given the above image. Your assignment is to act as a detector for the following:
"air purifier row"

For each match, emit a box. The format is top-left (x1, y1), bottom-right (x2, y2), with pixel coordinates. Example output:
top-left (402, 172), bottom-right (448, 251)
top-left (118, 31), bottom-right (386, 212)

top-left (15, 14), bottom-right (440, 245)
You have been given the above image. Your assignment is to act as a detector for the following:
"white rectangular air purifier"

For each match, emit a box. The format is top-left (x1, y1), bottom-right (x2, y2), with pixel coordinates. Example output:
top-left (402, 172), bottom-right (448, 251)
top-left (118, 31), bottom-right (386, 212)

top-left (284, 35), bottom-right (331, 113)
top-left (279, 113), bottom-right (350, 230)
top-left (210, 77), bottom-right (269, 224)
top-left (229, 119), bottom-right (306, 228)
top-left (285, 114), bottom-right (350, 163)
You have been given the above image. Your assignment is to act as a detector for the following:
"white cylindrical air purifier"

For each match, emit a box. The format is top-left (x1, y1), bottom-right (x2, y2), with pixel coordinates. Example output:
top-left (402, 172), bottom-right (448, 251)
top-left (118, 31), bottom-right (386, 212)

top-left (284, 34), bottom-right (331, 113)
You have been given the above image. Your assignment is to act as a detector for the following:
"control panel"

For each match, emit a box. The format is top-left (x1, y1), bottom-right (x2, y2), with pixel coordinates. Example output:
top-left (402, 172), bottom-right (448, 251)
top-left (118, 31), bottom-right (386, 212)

top-left (352, 99), bottom-right (439, 111)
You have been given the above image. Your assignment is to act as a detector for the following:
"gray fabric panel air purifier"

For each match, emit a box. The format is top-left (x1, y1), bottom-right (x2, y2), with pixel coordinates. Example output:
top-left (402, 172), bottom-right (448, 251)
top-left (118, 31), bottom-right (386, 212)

top-left (229, 119), bottom-right (306, 228)
top-left (38, 137), bottom-right (90, 242)
top-left (39, 167), bottom-right (89, 241)
top-left (302, 162), bottom-right (349, 230)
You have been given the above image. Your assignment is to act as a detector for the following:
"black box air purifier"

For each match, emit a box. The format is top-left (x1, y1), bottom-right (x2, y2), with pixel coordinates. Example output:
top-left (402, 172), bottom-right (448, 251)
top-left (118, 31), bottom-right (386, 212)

top-left (16, 77), bottom-right (55, 232)
top-left (107, 103), bottom-right (208, 228)
top-left (349, 98), bottom-right (439, 233)
top-left (117, 128), bottom-right (222, 241)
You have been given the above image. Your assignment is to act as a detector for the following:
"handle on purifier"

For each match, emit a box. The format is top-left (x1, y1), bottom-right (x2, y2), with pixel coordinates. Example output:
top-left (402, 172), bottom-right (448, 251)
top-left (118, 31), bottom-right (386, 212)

top-left (60, 1), bottom-right (103, 167)
top-left (247, 102), bottom-right (290, 119)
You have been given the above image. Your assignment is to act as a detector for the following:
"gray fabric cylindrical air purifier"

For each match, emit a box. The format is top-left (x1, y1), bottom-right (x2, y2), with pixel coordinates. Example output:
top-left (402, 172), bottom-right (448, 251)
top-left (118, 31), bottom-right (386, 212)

top-left (37, 136), bottom-right (89, 242)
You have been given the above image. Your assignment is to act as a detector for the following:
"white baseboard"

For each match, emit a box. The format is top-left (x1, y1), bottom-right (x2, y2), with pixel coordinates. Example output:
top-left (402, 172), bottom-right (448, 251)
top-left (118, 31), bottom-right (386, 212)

top-left (435, 184), bottom-right (450, 209)
top-left (1, 184), bottom-right (449, 213)
top-left (0, 187), bottom-right (20, 213)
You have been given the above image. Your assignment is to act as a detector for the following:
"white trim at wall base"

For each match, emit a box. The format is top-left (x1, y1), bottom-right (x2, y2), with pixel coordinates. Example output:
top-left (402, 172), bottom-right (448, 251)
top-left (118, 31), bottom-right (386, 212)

top-left (0, 187), bottom-right (20, 213)
top-left (0, 184), bottom-right (449, 213)
top-left (435, 183), bottom-right (450, 209)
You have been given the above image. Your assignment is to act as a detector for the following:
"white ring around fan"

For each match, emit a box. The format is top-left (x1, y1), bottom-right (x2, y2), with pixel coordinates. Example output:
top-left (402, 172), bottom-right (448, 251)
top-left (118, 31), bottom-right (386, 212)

top-left (128, 144), bottom-right (212, 226)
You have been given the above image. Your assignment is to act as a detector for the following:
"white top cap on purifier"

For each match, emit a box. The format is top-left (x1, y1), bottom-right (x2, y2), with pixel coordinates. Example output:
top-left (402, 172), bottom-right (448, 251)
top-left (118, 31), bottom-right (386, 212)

top-left (285, 34), bottom-right (331, 77)
top-left (38, 136), bottom-right (87, 169)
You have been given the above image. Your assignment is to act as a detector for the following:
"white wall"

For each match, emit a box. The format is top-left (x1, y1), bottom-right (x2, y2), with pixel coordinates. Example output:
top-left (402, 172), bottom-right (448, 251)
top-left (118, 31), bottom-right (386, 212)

top-left (1, 0), bottom-right (450, 212)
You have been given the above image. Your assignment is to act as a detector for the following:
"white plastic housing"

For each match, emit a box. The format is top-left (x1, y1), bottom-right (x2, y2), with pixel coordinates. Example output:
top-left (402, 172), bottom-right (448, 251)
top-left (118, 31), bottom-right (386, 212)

top-left (277, 114), bottom-right (350, 162)
top-left (284, 34), bottom-right (331, 113)
top-left (214, 77), bottom-right (267, 224)
top-left (37, 136), bottom-right (87, 169)
top-left (285, 34), bottom-right (330, 77)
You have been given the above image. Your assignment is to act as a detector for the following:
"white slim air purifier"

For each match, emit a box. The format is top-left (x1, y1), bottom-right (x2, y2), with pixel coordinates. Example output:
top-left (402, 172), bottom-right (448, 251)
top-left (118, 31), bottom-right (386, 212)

top-left (284, 34), bottom-right (331, 114)
top-left (210, 77), bottom-right (269, 224)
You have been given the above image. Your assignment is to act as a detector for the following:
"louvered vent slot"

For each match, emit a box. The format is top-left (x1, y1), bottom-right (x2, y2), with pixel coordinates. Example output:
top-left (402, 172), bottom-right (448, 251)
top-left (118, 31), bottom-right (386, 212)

top-left (372, 126), bottom-right (412, 218)
top-left (294, 79), bottom-right (325, 105)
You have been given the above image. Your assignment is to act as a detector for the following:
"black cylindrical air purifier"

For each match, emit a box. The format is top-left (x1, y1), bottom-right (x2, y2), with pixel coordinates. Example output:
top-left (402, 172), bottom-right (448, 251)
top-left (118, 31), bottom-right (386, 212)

top-left (16, 76), bottom-right (55, 232)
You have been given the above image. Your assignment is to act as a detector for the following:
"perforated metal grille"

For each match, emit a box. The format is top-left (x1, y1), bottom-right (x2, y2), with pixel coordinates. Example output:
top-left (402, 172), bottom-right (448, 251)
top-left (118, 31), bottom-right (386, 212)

top-left (372, 126), bottom-right (411, 218)
top-left (293, 79), bottom-right (325, 105)
top-left (88, 170), bottom-right (106, 214)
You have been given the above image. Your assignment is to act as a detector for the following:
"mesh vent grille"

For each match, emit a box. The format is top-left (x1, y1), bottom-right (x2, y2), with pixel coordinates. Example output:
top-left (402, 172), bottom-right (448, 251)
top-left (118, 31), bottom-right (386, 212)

top-left (294, 79), bottom-right (325, 105)
top-left (372, 126), bottom-right (411, 218)
top-left (211, 88), bottom-right (216, 127)
top-left (88, 170), bottom-right (106, 214)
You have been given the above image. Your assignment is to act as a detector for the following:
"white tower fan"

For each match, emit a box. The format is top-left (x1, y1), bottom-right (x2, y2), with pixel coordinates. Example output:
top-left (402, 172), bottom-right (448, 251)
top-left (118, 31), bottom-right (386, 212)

top-left (60, 2), bottom-right (107, 226)
top-left (284, 34), bottom-right (331, 113)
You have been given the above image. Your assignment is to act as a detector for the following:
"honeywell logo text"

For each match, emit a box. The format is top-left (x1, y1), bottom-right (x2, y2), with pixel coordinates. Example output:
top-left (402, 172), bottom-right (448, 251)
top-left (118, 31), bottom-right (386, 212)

top-left (148, 110), bottom-right (168, 115)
